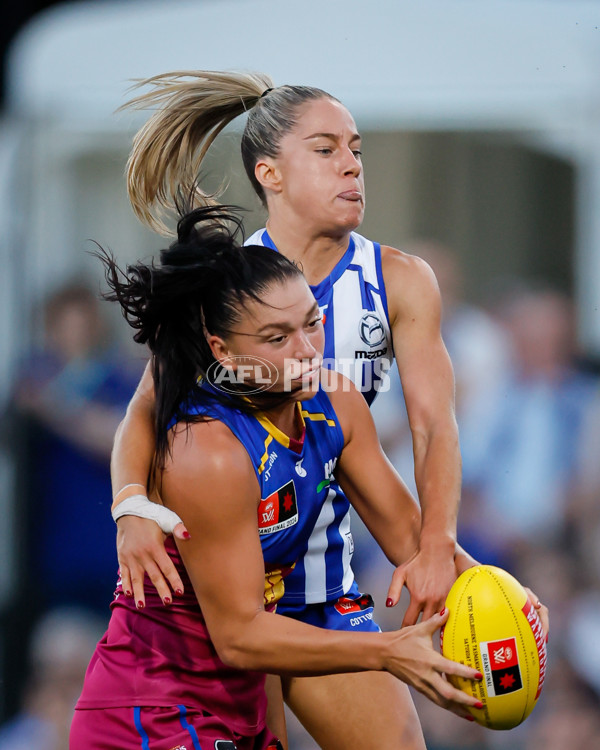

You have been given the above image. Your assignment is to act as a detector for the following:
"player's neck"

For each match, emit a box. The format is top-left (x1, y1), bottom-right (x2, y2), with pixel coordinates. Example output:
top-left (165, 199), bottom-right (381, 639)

top-left (262, 400), bottom-right (304, 441)
top-left (265, 216), bottom-right (351, 286)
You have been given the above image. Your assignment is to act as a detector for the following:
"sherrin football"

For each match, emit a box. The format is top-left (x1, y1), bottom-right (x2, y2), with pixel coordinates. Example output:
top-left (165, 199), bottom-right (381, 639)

top-left (440, 565), bottom-right (547, 730)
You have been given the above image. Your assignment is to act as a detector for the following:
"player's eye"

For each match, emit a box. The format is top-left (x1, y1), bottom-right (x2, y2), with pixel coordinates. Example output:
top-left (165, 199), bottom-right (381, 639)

top-left (268, 334), bottom-right (287, 344)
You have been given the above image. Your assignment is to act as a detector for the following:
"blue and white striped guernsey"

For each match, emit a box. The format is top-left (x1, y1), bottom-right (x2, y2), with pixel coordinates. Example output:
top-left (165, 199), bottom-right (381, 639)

top-left (182, 382), bottom-right (357, 606)
top-left (245, 229), bottom-right (394, 406)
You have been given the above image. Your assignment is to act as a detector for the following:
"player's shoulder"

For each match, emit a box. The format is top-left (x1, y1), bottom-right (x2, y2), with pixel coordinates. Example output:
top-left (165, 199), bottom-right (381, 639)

top-left (379, 244), bottom-right (442, 321)
top-left (380, 243), bottom-right (437, 284)
top-left (169, 418), bottom-right (251, 479)
top-left (319, 370), bottom-right (369, 438)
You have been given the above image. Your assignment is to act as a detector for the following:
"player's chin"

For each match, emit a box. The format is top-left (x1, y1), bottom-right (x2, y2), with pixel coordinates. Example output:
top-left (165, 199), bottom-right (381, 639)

top-left (279, 379), bottom-right (320, 401)
top-left (336, 200), bottom-right (364, 227)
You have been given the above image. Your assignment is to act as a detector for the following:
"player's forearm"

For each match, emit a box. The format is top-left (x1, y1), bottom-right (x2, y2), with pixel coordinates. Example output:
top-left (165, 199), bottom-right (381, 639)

top-left (217, 609), bottom-right (390, 676)
top-left (348, 478), bottom-right (421, 567)
top-left (412, 421), bottom-right (461, 547)
top-left (111, 390), bottom-right (156, 506)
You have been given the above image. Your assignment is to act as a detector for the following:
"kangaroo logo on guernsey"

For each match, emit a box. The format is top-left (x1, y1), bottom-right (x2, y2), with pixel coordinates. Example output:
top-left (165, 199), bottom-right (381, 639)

top-left (258, 480), bottom-right (298, 535)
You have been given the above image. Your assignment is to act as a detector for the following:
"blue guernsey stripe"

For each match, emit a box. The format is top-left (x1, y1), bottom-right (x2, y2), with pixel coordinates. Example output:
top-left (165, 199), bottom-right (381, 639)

top-left (133, 707), bottom-right (150, 750)
top-left (178, 705), bottom-right (203, 750)
top-left (310, 236), bottom-right (356, 298)
top-left (373, 242), bottom-right (391, 329)
top-left (322, 289), bottom-right (336, 362)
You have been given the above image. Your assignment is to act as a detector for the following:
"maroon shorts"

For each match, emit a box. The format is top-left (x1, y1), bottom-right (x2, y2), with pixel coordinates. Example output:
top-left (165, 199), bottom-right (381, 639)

top-left (70, 705), bottom-right (283, 750)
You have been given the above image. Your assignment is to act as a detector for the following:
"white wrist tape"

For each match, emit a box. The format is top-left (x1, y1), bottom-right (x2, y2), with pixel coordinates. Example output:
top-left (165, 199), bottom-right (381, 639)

top-left (111, 494), bottom-right (184, 535)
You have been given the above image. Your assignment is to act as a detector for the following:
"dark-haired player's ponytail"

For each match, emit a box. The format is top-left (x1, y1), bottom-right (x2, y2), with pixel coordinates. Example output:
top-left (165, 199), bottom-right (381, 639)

top-left (97, 206), bottom-right (302, 464)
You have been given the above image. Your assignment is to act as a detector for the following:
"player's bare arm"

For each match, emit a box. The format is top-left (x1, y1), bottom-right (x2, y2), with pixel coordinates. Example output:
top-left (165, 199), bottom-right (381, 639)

top-left (111, 361), bottom-right (188, 605)
top-left (329, 371), bottom-right (478, 610)
top-left (327, 370), bottom-right (421, 564)
top-left (382, 246), bottom-right (461, 624)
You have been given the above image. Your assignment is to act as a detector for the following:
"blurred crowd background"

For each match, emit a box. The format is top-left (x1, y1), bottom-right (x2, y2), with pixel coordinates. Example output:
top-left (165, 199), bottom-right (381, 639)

top-left (1, 1), bottom-right (599, 748)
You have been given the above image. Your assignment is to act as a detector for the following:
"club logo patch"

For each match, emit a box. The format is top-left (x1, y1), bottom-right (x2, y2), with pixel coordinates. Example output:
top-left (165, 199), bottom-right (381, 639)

top-left (480, 637), bottom-right (523, 696)
top-left (258, 480), bottom-right (298, 535)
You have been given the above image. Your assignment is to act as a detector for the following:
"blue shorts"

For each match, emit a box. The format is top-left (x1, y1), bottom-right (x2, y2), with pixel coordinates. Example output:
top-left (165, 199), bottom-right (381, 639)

top-left (277, 590), bottom-right (381, 632)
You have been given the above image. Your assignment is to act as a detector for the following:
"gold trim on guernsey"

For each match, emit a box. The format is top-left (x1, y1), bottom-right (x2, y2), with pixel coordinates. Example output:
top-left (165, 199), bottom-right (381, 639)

top-left (256, 403), bottom-right (306, 467)
top-left (257, 434), bottom-right (275, 475)
top-left (299, 410), bottom-right (336, 427)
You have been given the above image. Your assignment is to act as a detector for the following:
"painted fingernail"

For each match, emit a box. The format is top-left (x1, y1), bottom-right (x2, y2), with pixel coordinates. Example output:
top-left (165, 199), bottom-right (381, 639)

top-left (465, 715), bottom-right (475, 722)
top-left (175, 588), bottom-right (184, 597)
top-left (163, 596), bottom-right (171, 605)
top-left (475, 672), bottom-right (483, 680)
top-left (439, 607), bottom-right (446, 616)
top-left (137, 600), bottom-right (144, 610)
top-left (124, 590), bottom-right (132, 598)
top-left (386, 598), bottom-right (394, 608)
top-left (545, 633), bottom-right (549, 644)
top-left (182, 531), bottom-right (191, 540)
top-left (474, 701), bottom-right (483, 709)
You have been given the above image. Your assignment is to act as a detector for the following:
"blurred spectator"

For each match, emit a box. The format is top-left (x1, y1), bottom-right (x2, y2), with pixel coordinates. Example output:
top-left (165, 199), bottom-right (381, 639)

top-left (460, 285), bottom-right (600, 562)
top-left (0, 606), bottom-right (104, 750)
top-left (10, 280), bottom-right (142, 613)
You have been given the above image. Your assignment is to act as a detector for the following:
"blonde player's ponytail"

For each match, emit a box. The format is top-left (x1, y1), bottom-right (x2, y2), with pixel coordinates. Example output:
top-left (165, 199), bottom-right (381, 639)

top-left (122, 71), bottom-right (273, 235)
top-left (121, 70), bottom-right (334, 236)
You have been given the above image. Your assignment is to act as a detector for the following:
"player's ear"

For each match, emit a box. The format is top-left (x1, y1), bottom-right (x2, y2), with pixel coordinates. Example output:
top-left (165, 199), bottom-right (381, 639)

top-left (255, 158), bottom-right (282, 195)
top-left (207, 335), bottom-right (234, 369)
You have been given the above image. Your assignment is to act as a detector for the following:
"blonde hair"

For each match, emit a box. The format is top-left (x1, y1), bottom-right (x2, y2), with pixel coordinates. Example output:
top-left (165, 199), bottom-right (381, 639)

top-left (121, 70), bottom-right (333, 235)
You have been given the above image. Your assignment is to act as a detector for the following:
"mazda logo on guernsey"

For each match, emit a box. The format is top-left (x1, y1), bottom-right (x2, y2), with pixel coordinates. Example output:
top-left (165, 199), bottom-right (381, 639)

top-left (206, 355), bottom-right (278, 394)
top-left (358, 312), bottom-right (385, 347)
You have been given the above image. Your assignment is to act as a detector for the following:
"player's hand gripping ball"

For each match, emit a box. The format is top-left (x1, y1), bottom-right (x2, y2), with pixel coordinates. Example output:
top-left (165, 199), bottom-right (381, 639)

top-left (440, 565), bottom-right (547, 730)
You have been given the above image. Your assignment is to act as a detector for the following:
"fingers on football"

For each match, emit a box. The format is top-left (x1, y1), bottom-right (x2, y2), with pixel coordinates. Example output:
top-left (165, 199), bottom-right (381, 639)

top-left (524, 586), bottom-right (550, 638)
top-left (432, 659), bottom-right (484, 713)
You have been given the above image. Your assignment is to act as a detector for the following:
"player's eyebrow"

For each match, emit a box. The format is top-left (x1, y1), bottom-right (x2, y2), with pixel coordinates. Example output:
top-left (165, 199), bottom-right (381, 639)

top-left (303, 132), bottom-right (361, 143)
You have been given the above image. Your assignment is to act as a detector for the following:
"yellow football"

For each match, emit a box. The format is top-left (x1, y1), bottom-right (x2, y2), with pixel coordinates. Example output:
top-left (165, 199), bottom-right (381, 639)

top-left (441, 565), bottom-right (547, 730)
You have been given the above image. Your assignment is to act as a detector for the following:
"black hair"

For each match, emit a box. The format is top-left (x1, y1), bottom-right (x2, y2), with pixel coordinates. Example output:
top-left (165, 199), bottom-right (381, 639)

top-left (98, 205), bottom-right (303, 466)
